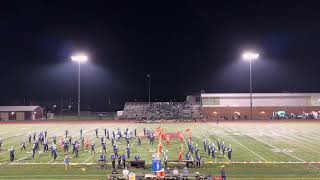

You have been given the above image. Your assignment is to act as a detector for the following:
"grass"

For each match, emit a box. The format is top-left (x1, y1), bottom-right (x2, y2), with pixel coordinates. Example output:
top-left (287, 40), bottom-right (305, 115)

top-left (0, 121), bottom-right (320, 179)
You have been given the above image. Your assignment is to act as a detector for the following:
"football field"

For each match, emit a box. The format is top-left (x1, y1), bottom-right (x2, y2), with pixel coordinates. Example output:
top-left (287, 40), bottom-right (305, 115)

top-left (0, 121), bottom-right (320, 179)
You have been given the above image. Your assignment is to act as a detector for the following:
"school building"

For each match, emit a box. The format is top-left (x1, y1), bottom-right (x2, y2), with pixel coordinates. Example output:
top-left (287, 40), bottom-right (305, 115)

top-left (200, 93), bottom-right (320, 119)
top-left (0, 106), bottom-right (43, 121)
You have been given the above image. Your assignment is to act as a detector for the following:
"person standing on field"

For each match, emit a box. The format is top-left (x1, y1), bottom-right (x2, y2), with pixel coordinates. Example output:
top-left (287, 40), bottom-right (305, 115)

top-left (9, 146), bottom-right (15, 162)
top-left (64, 155), bottom-right (70, 171)
top-left (220, 166), bottom-right (227, 180)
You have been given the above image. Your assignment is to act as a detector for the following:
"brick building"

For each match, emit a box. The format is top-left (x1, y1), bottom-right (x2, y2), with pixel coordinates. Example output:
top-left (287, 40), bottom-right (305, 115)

top-left (200, 93), bottom-right (320, 120)
top-left (0, 106), bottom-right (43, 121)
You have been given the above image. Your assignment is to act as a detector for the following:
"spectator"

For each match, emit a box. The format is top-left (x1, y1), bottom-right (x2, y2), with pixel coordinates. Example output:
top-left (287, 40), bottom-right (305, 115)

top-left (64, 155), bottom-right (70, 171)
top-left (165, 167), bottom-right (170, 176)
top-left (195, 172), bottom-right (201, 180)
top-left (182, 167), bottom-right (189, 177)
top-left (122, 167), bottom-right (129, 178)
top-left (98, 153), bottom-right (107, 169)
top-left (172, 167), bottom-right (179, 176)
top-left (122, 102), bottom-right (201, 120)
top-left (220, 166), bottom-right (226, 180)
top-left (112, 168), bottom-right (118, 174)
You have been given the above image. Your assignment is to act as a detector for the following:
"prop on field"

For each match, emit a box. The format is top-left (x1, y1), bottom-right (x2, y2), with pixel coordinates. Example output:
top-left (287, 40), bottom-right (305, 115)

top-left (84, 138), bottom-right (90, 150)
top-left (158, 132), bottom-right (165, 157)
top-left (155, 127), bottom-right (170, 157)
top-left (155, 127), bottom-right (162, 137)
top-left (152, 150), bottom-right (159, 160)
top-left (153, 127), bottom-right (193, 162)
top-left (177, 131), bottom-right (184, 142)
top-left (165, 135), bottom-right (170, 145)
top-left (155, 127), bottom-right (167, 140)
top-left (178, 147), bottom-right (183, 162)
top-left (152, 158), bottom-right (162, 173)
top-left (155, 168), bottom-right (165, 177)
top-left (154, 128), bottom-right (192, 142)
top-left (152, 128), bottom-right (163, 175)
top-left (189, 132), bottom-right (192, 141)
top-left (158, 142), bottom-right (163, 155)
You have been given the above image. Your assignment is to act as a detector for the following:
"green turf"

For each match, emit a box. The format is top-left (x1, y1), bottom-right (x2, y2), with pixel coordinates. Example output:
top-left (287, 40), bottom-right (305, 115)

top-left (0, 121), bottom-right (320, 179)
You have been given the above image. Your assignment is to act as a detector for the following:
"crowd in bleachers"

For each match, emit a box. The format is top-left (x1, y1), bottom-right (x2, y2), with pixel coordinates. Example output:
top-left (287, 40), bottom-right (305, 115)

top-left (122, 102), bottom-right (201, 120)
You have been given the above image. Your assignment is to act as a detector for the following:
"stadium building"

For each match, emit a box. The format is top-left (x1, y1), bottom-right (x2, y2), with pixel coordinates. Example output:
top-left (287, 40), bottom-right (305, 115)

top-left (0, 106), bottom-right (43, 121)
top-left (200, 93), bottom-right (320, 120)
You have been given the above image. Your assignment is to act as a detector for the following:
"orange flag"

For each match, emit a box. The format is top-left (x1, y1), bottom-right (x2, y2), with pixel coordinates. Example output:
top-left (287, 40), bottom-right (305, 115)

top-left (178, 149), bottom-right (183, 161)
top-left (189, 132), bottom-right (192, 141)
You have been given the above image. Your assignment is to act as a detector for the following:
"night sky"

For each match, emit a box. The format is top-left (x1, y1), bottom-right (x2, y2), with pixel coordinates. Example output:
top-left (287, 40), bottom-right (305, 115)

top-left (1, 1), bottom-right (320, 111)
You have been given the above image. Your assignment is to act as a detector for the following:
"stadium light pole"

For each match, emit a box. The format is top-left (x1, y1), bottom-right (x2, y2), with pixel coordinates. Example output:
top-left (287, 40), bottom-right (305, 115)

top-left (71, 53), bottom-right (88, 119)
top-left (147, 74), bottom-right (151, 105)
top-left (242, 51), bottom-right (259, 120)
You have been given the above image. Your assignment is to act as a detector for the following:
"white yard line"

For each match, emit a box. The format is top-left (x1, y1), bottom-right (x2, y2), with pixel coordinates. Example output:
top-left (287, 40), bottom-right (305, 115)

top-left (271, 131), bottom-right (320, 155)
top-left (129, 122), bottom-right (143, 149)
top-left (130, 136), bottom-right (140, 149)
top-left (12, 154), bottom-right (33, 163)
top-left (84, 153), bottom-right (96, 163)
top-left (230, 136), bottom-right (268, 162)
top-left (244, 132), bottom-right (320, 170)
top-left (47, 155), bottom-right (61, 163)
top-left (253, 136), bottom-right (304, 161)
top-left (220, 126), bottom-right (268, 162)
top-left (1, 132), bottom-right (26, 140)
top-left (47, 158), bottom-right (55, 163)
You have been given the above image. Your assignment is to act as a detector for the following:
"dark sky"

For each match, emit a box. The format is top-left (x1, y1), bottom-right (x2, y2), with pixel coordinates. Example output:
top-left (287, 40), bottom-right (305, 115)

top-left (1, 0), bottom-right (320, 111)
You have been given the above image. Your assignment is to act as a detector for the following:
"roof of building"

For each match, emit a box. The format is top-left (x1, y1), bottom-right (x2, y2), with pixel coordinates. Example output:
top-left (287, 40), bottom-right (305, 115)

top-left (201, 93), bottom-right (320, 98)
top-left (0, 106), bottom-right (43, 112)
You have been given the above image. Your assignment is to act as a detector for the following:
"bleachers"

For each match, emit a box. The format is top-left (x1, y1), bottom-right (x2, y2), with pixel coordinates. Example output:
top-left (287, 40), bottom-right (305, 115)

top-left (122, 102), bottom-right (201, 120)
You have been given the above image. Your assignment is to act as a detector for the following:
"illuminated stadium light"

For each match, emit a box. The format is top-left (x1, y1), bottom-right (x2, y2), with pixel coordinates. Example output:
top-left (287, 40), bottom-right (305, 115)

top-left (71, 52), bottom-right (89, 119)
top-left (242, 51), bottom-right (259, 61)
top-left (242, 50), bottom-right (259, 120)
top-left (71, 53), bottom-right (88, 63)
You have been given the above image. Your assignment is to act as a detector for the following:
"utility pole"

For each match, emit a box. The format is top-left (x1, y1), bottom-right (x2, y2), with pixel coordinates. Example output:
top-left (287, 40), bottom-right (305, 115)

top-left (147, 74), bottom-right (151, 105)
top-left (60, 96), bottom-right (63, 119)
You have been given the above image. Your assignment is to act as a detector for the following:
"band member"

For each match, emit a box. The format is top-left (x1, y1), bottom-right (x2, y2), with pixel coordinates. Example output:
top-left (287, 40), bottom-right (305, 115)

top-left (196, 154), bottom-right (201, 168)
top-left (221, 141), bottom-right (226, 156)
top-left (111, 154), bottom-right (116, 169)
top-left (95, 128), bottom-right (99, 138)
top-left (9, 146), bottom-right (15, 162)
top-left (122, 153), bottom-right (127, 168)
top-left (21, 141), bottom-right (26, 151)
top-left (163, 153), bottom-right (168, 168)
top-left (126, 143), bottom-right (131, 158)
top-left (91, 143), bottom-right (96, 154)
top-left (185, 152), bottom-right (192, 168)
top-left (227, 145), bottom-right (232, 160)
